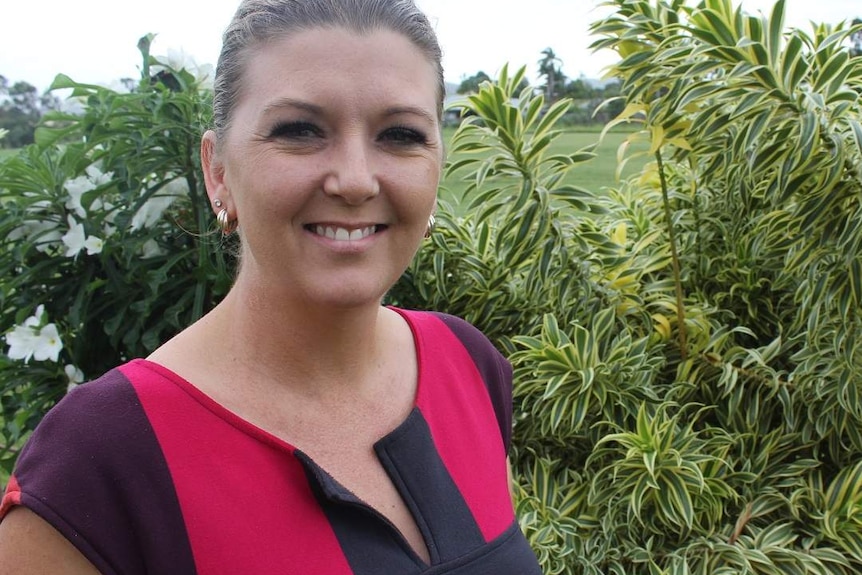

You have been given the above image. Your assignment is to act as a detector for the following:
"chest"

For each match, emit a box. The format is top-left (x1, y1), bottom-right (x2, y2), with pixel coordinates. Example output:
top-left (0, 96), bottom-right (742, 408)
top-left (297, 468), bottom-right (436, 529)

top-left (142, 395), bottom-right (523, 573)
top-left (128, 310), bottom-right (539, 572)
top-left (283, 413), bottom-right (431, 563)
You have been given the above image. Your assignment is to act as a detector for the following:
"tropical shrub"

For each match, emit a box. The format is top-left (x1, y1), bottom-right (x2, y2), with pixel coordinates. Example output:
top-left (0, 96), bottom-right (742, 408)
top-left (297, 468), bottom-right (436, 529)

top-left (393, 0), bottom-right (862, 572)
top-left (0, 35), bottom-right (235, 475)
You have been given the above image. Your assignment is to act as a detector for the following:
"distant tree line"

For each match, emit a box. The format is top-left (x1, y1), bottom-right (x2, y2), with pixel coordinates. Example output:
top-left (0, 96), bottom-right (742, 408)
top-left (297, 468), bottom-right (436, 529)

top-left (456, 21), bottom-right (862, 128)
top-left (8, 17), bottom-right (860, 145)
top-left (456, 47), bottom-right (625, 126)
top-left (0, 76), bottom-right (61, 149)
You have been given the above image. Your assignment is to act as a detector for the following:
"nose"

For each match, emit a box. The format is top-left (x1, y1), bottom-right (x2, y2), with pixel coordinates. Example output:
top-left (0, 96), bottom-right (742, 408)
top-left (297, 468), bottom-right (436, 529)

top-left (322, 137), bottom-right (380, 204)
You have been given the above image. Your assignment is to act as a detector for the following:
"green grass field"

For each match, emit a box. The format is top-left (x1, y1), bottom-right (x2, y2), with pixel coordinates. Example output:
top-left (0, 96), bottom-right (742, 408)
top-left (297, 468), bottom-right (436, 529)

top-left (440, 127), bottom-right (649, 210)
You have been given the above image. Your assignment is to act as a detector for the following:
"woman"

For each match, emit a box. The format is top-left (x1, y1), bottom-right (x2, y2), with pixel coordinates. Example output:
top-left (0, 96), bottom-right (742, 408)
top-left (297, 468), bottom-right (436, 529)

top-left (0, 1), bottom-right (542, 573)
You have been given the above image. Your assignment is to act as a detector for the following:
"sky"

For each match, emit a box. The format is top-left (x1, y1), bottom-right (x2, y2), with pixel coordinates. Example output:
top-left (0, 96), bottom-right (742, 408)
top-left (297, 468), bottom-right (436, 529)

top-left (1, 0), bottom-right (858, 94)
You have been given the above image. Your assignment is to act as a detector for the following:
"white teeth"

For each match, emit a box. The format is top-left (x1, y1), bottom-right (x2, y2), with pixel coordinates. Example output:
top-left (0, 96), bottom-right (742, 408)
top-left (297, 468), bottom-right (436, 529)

top-left (313, 225), bottom-right (376, 242)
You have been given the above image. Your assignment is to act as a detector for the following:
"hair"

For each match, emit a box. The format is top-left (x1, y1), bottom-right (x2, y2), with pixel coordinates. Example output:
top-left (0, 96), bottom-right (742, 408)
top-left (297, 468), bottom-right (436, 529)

top-left (211, 0), bottom-right (444, 140)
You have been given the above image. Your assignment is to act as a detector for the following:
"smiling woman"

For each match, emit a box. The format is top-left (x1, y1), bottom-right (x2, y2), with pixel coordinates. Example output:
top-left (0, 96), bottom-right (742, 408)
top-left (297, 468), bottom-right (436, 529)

top-left (0, 1), bottom-right (542, 574)
top-left (202, 26), bottom-right (442, 310)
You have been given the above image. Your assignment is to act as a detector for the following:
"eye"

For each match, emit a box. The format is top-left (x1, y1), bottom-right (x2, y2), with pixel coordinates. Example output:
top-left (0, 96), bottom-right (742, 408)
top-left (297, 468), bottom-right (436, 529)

top-left (379, 126), bottom-right (429, 146)
top-left (268, 121), bottom-right (323, 140)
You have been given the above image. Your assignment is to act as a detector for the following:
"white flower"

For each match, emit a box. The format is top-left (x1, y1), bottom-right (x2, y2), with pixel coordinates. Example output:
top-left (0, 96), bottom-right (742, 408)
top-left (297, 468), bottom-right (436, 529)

top-left (64, 175), bottom-right (95, 218)
top-left (153, 47), bottom-right (195, 72)
top-left (15, 193), bottom-right (63, 249)
top-left (33, 324), bottom-right (63, 362)
top-left (130, 178), bottom-right (186, 231)
top-left (141, 238), bottom-right (166, 259)
top-left (5, 306), bottom-right (63, 363)
top-left (84, 236), bottom-right (103, 255)
top-left (29, 305), bottom-right (45, 325)
top-left (61, 215), bottom-right (102, 258)
top-left (64, 364), bottom-right (84, 382)
top-left (64, 364), bottom-right (85, 392)
top-left (152, 48), bottom-right (214, 87)
top-left (85, 165), bottom-right (113, 187)
top-left (90, 199), bottom-right (119, 238)
top-left (61, 216), bottom-right (86, 257)
top-left (28, 198), bottom-right (52, 211)
top-left (163, 176), bottom-right (190, 197)
top-left (9, 220), bottom-right (64, 253)
top-left (63, 165), bottom-right (114, 218)
top-left (91, 199), bottom-right (118, 225)
top-left (35, 229), bottom-right (65, 253)
top-left (130, 196), bottom-right (174, 230)
top-left (6, 325), bottom-right (40, 362)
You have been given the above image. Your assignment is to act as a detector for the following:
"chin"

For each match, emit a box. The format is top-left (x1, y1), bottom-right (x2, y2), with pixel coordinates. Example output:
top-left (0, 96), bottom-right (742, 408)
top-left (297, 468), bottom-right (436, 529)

top-left (305, 281), bottom-right (390, 310)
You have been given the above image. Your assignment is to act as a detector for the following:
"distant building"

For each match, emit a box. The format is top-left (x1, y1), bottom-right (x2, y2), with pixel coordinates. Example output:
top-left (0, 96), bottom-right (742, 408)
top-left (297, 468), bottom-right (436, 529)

top-left (442, 82), bottom-right (465, 126)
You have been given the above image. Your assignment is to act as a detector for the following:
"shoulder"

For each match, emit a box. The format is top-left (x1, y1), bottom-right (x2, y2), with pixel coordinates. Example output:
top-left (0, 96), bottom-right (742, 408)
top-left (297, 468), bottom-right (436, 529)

top-left (394, 308), bottom-right (514, 450)
top-left (23, 366), bottom-right (143, 460)
top-left (12, 363), bottom-right (165, 493)
top-left (15, 360), bottom-right (188, 487)
top-left (399, 308), bottom-right (512, 384)
top-left (6, 362), bottom-right (196, 574)
top-left (395, 308), bottom-right (505, 357)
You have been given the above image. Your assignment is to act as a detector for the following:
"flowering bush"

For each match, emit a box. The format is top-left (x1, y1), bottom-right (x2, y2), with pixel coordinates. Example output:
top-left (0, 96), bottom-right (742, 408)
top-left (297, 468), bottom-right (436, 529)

top-left (0, 35), bottom-right (235, 475)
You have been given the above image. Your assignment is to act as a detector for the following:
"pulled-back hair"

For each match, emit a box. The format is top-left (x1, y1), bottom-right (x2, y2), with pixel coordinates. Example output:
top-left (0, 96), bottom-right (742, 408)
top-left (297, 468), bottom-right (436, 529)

top-left (212, 0), bottom-right (444, 139)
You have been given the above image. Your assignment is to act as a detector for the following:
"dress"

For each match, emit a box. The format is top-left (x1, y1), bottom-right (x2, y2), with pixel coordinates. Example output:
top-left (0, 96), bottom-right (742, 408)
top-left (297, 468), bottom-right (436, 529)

top-left (0, 309), bottom-right (542, 574)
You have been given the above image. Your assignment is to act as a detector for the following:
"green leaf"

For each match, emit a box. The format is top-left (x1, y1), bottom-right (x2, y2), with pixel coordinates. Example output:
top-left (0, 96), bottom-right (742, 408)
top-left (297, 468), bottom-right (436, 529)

top-left (662, 471), bottom-right (695, 528)
top-left (767, 0), bottom-right (786, 66)
top-left (813, 50), bottom-right (850, 93)
top-left (850, 258), bottom-right (862, 310)
top-left (780, 35), bottom-right (807, 91)
top-left (534, 99), bottom-right (571, 141)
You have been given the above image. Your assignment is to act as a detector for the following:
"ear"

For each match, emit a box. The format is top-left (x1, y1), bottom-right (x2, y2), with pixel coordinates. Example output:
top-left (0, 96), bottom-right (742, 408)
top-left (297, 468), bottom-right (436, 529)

top-left (201, 130), bottom-right (232, 215)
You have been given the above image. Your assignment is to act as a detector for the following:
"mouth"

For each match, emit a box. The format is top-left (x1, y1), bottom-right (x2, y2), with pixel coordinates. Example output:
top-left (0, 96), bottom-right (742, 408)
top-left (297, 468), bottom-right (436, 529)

top-left (306, 224), bottom-right (384, 242)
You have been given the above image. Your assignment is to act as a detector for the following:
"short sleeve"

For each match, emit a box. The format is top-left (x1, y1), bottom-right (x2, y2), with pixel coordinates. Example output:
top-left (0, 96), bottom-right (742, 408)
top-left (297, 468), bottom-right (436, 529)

top-left (0, 368), bottom-right (196, 575)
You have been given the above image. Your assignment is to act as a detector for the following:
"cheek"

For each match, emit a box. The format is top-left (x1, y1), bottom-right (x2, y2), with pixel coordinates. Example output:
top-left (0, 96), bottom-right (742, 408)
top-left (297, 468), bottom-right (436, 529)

top-left (414, 161), bottom-right (441, 202)
top-left (425, 167), bottom-right (441, 211)
top-left (399, 176), bottom-right (439, 223)
top-left (231, 163), bottom-right (313, 220)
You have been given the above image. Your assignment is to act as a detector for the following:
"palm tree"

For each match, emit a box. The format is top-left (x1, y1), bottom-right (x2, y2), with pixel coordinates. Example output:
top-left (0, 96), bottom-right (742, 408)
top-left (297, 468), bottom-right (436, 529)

top-left (537, 47), bottom-right (564, 102)
top-left (851, 18), bottom-right (862, 57)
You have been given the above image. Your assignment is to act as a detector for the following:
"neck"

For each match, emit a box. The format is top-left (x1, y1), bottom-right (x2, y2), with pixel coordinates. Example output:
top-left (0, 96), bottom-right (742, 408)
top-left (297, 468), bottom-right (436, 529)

top-left (211, 277), bottom-right (389, 397)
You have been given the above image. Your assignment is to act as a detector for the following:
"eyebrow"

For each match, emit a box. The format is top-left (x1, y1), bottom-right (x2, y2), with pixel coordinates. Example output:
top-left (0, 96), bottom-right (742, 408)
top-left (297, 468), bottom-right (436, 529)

top-left (383, 106), bottom-right (437, 125)
top-left (263, 98), bottom-right (323, 117)
top-left (262, 99), bottom-right (436, 125)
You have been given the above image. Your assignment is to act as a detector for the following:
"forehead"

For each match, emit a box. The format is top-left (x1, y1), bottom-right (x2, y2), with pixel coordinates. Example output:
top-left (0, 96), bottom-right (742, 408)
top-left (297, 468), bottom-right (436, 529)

top-left (235, 26), bottom-right (440, 118)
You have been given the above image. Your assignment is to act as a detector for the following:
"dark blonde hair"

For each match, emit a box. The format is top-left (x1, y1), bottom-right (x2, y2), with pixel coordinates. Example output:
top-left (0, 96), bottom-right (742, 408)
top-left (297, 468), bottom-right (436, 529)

top-left (212, 0), bottom-right (444, 139)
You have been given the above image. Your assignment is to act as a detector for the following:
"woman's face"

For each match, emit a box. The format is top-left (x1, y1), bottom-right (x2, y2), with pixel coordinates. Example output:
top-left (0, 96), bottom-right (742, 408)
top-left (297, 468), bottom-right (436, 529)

top-left (203, 26), bottom-right (442, 309)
